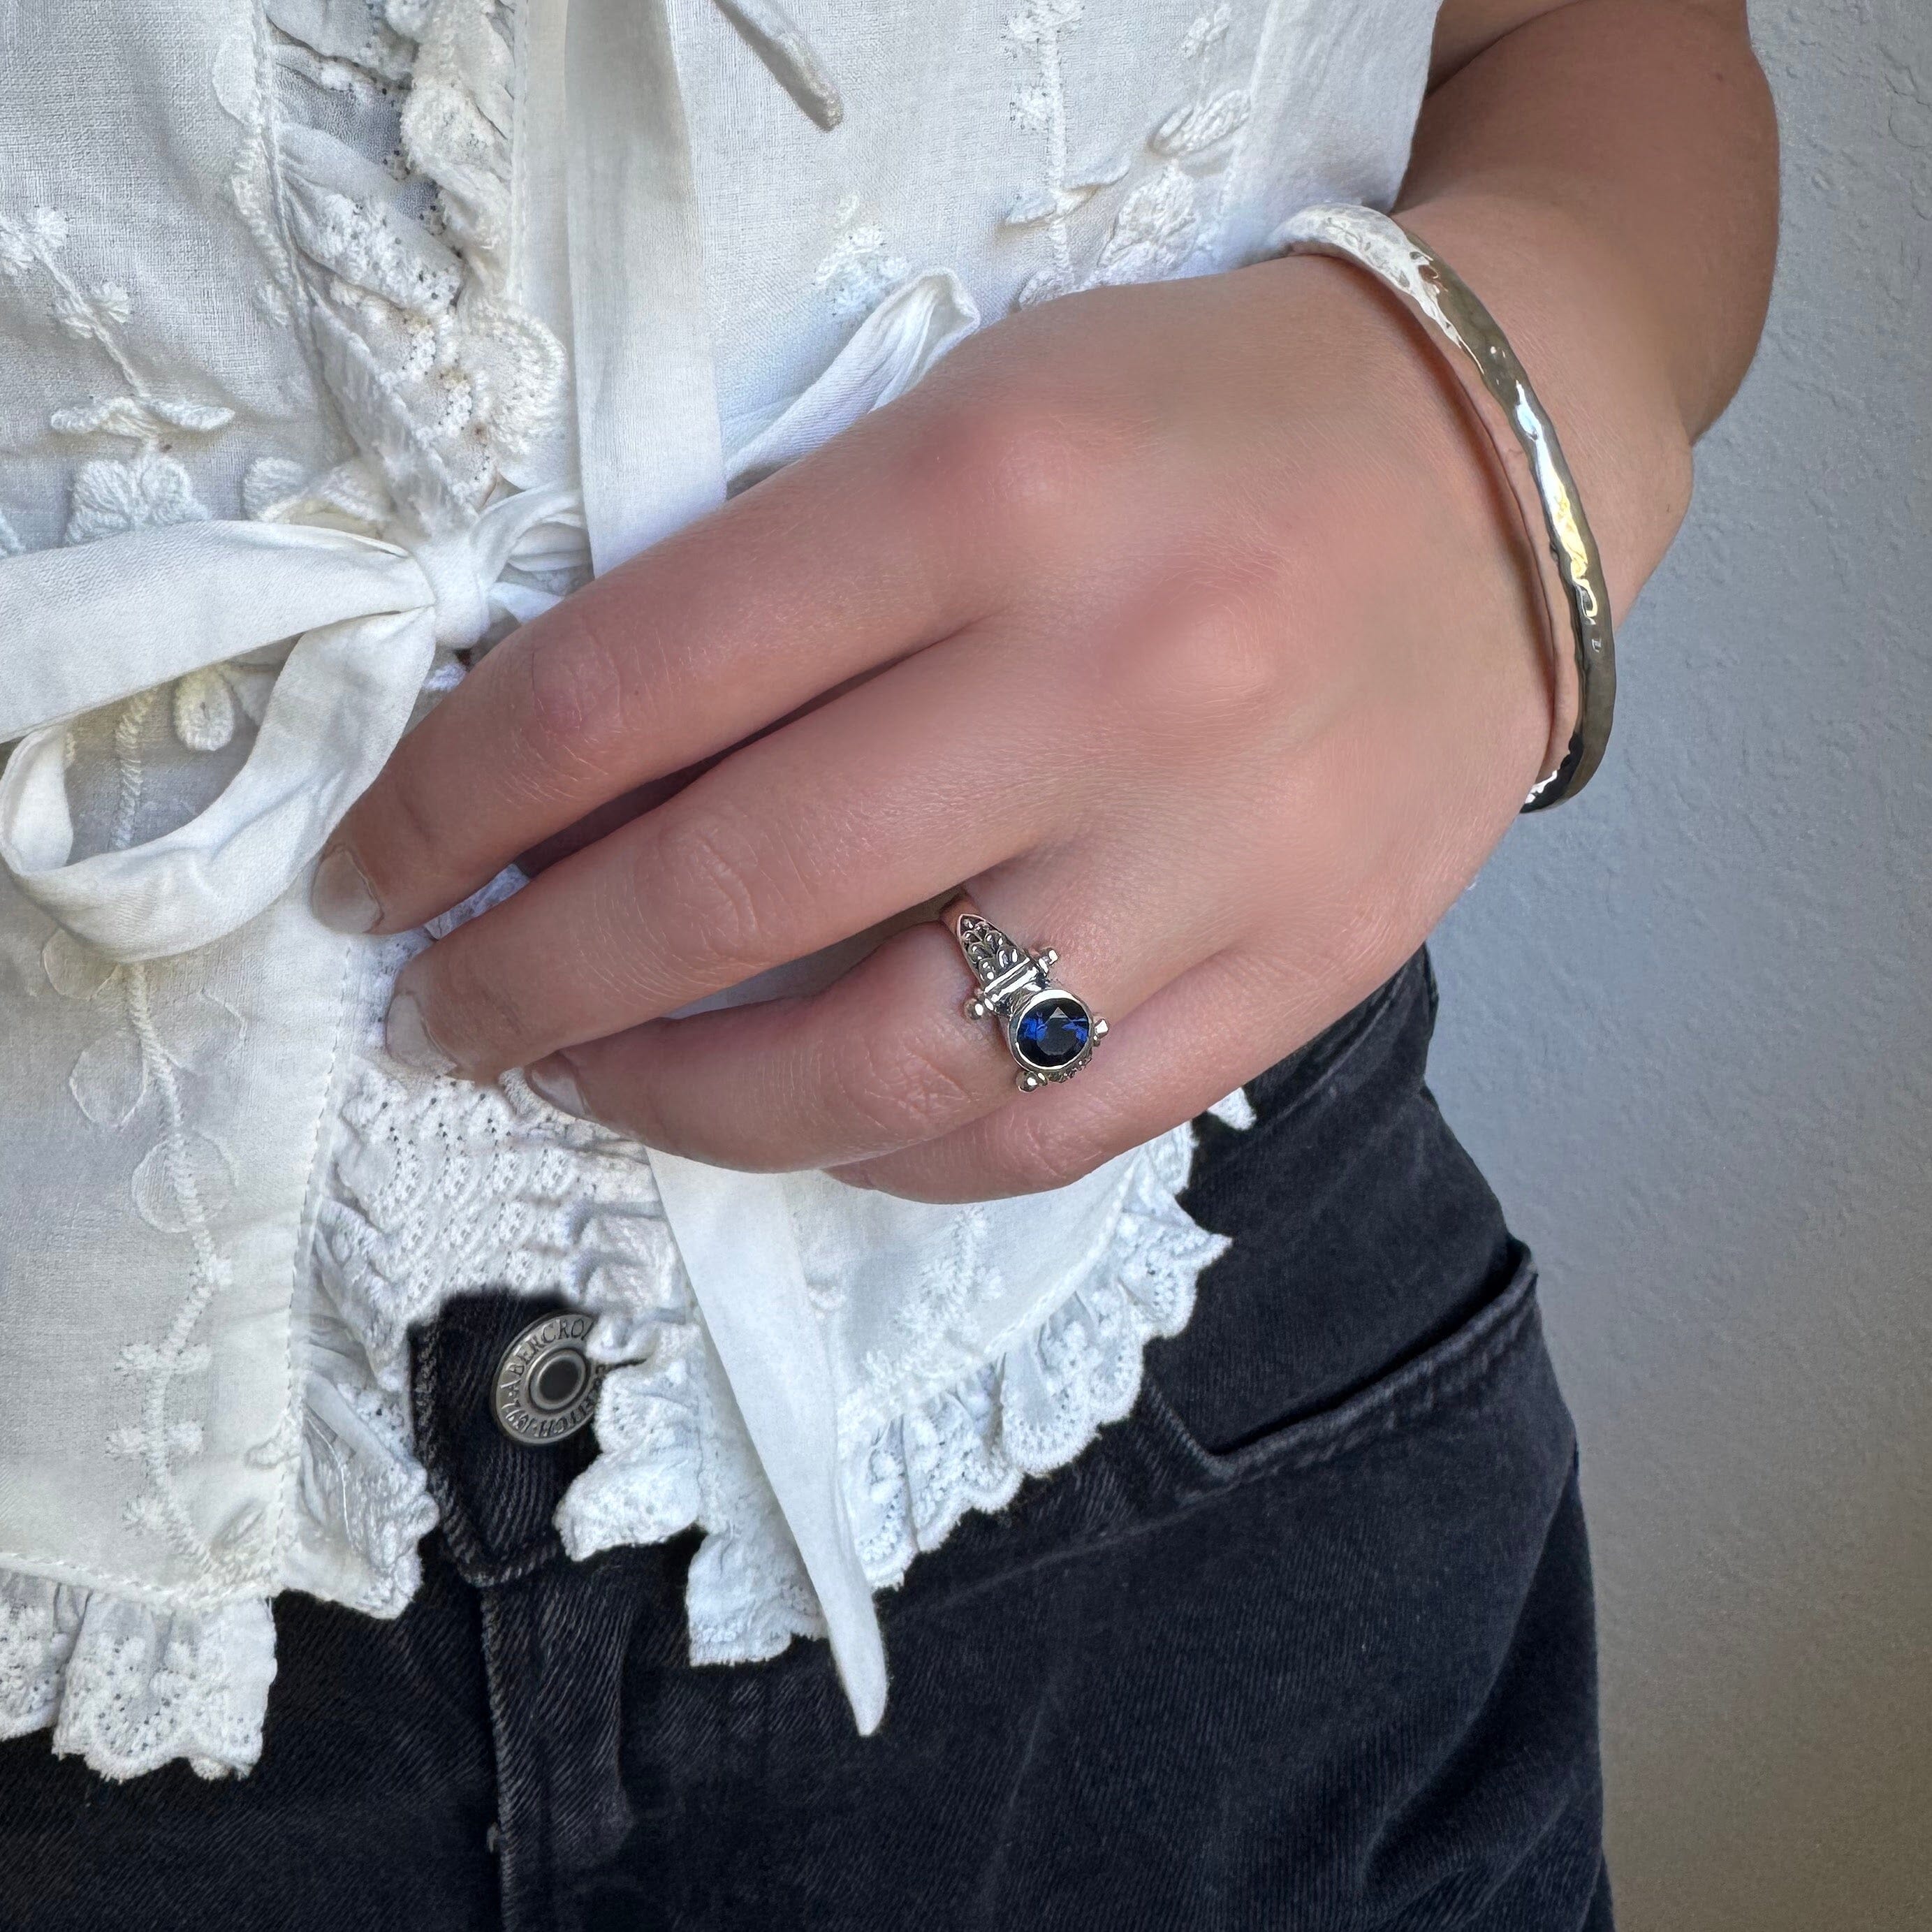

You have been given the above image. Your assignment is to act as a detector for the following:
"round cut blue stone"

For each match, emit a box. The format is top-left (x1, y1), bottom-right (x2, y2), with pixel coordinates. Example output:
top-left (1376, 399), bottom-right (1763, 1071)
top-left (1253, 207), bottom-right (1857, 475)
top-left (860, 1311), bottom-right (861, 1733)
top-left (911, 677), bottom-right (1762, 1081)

top-left (1015, 998), bottom-right (1090, 1070)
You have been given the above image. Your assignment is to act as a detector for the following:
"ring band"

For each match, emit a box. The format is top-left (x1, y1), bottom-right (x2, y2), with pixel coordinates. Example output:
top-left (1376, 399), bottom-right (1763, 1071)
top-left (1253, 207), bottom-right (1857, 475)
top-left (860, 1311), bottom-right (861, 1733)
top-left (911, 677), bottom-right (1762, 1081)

top-left (942, 898), bottom-right (1106, 1091)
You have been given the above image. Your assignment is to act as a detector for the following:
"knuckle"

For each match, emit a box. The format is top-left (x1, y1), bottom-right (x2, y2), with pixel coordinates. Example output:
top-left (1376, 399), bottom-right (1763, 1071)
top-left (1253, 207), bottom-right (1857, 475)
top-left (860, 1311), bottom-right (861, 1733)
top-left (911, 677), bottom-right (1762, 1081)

top-left (987, 1107), bottom-right (1104, 1196)
top-left (641, 802), bottom-right (793, 983)
top-left (830, 1023), bottom-right (982, 1148)
top-left (512, 609), bottom-right (644, 789)
top-left (1185, 608), bottom-right (1283, 718)
top-left (916, 393), bottom-right (1097, 540)
top-left (1125, 593), bottom-right (1285, 735)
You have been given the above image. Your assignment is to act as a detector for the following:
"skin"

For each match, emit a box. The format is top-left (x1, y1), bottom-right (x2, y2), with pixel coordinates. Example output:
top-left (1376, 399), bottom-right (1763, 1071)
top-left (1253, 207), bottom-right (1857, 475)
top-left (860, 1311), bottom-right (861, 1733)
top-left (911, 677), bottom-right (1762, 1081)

top-left (314, 0), bottom-right (1778, 1203)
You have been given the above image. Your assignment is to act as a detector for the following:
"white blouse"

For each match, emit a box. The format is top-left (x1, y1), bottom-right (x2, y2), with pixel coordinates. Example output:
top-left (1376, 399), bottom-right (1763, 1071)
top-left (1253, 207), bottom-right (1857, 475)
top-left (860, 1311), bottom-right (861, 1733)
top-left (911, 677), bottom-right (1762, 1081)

top-left (0, 0), bottom-right (1433, 1779)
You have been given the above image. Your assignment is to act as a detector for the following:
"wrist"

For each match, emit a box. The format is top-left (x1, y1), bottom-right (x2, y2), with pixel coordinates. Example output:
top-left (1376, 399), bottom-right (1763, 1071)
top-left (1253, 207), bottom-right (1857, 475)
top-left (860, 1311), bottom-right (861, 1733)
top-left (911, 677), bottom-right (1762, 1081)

top-left (1394, 189), bottom-right (1694, 620)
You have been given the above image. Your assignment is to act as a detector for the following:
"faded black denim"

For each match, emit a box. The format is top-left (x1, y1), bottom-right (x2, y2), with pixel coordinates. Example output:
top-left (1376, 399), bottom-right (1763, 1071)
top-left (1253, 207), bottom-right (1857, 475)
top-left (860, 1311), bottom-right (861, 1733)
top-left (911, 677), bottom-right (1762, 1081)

top-left (0, 951), bottom-right (1611, 1932)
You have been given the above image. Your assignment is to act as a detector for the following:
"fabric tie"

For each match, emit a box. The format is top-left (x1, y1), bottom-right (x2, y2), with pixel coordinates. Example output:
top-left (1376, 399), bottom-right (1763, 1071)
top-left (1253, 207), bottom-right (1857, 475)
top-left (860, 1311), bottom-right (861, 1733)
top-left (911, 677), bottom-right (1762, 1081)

top-left (0, 485), bottom-right (583, 962)
top-left (562, 0), bottom-right (982, 1734)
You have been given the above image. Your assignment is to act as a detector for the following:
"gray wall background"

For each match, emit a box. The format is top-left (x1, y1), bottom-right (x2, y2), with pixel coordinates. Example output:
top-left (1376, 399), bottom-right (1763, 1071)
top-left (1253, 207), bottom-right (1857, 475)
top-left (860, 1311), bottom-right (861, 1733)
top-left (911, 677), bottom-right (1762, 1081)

top-left (1426, 1), bottom-right (1931, 1924)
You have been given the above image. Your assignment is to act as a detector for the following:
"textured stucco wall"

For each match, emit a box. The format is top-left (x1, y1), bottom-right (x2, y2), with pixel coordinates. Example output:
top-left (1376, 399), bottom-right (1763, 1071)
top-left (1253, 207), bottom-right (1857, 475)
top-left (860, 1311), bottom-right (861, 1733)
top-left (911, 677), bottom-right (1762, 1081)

top-left (1425, 3), bottom-right (1931, 1925)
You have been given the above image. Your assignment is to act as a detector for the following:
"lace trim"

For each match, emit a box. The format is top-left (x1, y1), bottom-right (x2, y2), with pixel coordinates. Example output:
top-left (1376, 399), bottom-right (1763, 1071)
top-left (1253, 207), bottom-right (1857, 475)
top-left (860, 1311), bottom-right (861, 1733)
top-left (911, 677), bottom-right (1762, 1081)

top-left (316, 1065), bottom-right (685, 1392)
top-left (302, 891), bottom-right (1237, 1671)
top-left (277, 1323), bottom-right (439, 1620)
top-left (0, 1571), bottom-right (275, 1781)
top-left (555, 1118), bottom-right (1232, 1656)
top-left (230, 0), bottom-right (565, 532)
top-left (557, 1310), bottom-right (833, 1667)
top-left (3, 0), bottom-right (1264, 1771)
top-left (300, 892), bottom-right (689, 1588)
top-left (3, 949), bottom-right (1241, 1778)
top-left (845, 1122), bottom-right (1226, 1591)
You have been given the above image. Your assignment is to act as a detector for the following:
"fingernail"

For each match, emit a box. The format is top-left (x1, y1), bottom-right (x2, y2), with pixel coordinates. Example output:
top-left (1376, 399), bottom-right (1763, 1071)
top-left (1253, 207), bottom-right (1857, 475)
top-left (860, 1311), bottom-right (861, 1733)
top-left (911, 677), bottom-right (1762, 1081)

top-left (312, 847), bottom-right (380, 935)
top-left (525, 1053), bottom-right (589, 1120)
top-left (385, 990), bottom-right (458, 1076)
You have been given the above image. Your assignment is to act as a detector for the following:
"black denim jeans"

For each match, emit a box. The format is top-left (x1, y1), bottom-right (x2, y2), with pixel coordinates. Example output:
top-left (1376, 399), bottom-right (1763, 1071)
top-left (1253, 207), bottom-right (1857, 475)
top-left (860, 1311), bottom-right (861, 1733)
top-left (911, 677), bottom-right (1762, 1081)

top-left (0, 951), bottom-right (1611, 1931)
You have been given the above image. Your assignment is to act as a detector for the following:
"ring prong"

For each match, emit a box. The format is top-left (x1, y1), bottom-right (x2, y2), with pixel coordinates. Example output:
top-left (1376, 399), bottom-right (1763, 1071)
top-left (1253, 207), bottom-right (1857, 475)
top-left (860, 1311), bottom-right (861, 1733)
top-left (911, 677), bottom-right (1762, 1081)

top-left (1093, 1017), bottom-right (1108, 1037)
top-left (1039, 949), bottom-right (1058, 969)
top-left (1017, 1071), bottom-right (1040, 1092)
top-left (964, 997), bottom-right (986, 1020)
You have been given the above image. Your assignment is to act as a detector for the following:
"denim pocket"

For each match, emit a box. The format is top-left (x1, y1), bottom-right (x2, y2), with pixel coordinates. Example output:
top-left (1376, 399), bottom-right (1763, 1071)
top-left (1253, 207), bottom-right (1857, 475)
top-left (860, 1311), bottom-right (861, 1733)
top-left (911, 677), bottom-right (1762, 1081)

top-left (884, 1241), bottom-right (1569, 1655)
top-left (1154, 946), bottom-right (1518, 1458)
top-left (1140, 1242), bottom-right (1551, 1498)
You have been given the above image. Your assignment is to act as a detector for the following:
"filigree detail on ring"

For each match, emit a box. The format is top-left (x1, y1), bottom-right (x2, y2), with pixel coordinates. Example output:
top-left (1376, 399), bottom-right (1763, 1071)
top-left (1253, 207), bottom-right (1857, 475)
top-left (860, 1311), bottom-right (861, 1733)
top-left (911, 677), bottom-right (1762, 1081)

top-left (951, 910), bottom-right (1106, 1090)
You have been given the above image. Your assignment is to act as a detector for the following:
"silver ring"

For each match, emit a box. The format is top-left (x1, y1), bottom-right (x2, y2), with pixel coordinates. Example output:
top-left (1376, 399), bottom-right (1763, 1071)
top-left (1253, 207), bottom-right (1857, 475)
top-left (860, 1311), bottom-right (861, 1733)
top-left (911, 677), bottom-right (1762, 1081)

top-left (943, 898), bottom-right (1106, 1091)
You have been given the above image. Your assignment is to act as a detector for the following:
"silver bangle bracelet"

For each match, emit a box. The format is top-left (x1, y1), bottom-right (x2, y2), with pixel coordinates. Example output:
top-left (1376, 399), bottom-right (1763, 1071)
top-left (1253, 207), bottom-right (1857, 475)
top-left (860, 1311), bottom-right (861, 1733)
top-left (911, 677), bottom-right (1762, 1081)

top-left (1273, 203), bottom-right (1616, 810)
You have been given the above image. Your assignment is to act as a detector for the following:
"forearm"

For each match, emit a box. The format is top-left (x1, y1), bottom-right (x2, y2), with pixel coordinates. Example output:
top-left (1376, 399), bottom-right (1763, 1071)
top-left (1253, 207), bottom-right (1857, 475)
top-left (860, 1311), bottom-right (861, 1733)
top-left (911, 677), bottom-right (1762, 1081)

top-left (1394, 0), bottom-right (1778, 605)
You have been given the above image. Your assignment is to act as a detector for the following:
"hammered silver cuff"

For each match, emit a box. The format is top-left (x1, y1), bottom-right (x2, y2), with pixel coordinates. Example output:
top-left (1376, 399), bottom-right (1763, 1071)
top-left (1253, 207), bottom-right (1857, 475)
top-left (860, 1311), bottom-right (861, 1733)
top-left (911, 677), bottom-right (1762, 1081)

top-left (1274, 202), bottom-right (1616, 810)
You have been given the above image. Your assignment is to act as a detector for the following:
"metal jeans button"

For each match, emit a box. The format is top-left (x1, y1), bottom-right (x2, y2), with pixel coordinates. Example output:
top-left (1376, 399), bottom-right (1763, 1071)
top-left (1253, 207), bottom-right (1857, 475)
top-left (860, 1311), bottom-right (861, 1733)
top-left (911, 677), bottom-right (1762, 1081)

top-left (491, 1311), bottom-right (605, 1445)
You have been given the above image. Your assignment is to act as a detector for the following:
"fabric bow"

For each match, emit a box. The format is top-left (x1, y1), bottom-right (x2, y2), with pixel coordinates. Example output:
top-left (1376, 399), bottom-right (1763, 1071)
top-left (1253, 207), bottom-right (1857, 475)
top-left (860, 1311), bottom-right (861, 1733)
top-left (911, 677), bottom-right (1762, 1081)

top-left (0, 485), bottom-right (583, 962)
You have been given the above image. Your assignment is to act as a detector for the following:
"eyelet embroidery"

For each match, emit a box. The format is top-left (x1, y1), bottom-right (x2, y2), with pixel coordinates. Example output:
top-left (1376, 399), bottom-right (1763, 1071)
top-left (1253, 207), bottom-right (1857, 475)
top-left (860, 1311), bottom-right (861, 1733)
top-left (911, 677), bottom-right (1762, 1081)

top-left (856, 1201), bottom-right (1000, 1395)
top-left (1003, 0), bottom-right (1132, 308)
top-left (215, 0), bottom-right (567, 534)
top-left (1156, 1), bottom-right (1250, 162)
top-left (213, 8), bottom-right (302, 328)
top-left (1, 207), bottom-right (133, 385)
top-left (0, 203), bottom-right (237, 476)
top-left (1, 0), bottom-right (1289, 1782)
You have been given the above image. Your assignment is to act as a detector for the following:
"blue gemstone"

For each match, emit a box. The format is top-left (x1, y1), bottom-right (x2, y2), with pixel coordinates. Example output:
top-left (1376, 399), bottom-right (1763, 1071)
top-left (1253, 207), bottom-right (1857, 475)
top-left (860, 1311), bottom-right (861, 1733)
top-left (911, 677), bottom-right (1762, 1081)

top-left (1016, 998), bottom-right (1090, 1070)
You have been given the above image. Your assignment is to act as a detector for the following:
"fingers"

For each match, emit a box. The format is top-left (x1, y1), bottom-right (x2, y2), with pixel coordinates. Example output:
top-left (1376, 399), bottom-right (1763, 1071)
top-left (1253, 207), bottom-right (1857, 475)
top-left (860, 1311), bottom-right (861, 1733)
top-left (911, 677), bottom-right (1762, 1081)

top-left (317, 394), bottom-right (1015, 938)
top-left (518, 869), bottom-right (1202, 1171)
top-left (383, 624), bottom-right (1099, 1079)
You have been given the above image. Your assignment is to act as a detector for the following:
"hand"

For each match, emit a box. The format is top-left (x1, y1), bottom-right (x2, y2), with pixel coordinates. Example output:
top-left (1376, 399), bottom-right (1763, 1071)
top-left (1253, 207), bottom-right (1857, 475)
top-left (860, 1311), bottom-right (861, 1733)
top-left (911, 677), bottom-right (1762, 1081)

top-left (315, 254), bottom-right (1558, 1201)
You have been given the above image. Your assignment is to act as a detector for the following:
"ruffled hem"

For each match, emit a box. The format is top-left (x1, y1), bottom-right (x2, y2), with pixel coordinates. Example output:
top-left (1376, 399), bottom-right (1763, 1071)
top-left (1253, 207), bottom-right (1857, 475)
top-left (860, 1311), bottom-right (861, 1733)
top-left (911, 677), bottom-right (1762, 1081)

top-left (556, 1312), bottom-right (830, 1666)
top-left (847, 1121), bottom-right (1227, 1593)
top-left (306, 995), bottom-right (1243, 1680)
top-left (3, 1058), bottom-right (1243, 1777)
top-left (553, 1115), bottom-right (1236, 1660)
top-left (6, 0), bottom-right (1254, 1763)
top-left (0, 1572), bottom-right (276, 1781)
top-left (277, 1324), bottom-right (440, 1619)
